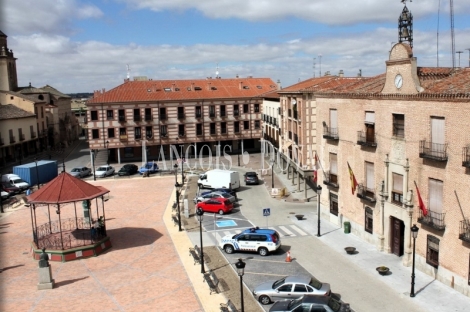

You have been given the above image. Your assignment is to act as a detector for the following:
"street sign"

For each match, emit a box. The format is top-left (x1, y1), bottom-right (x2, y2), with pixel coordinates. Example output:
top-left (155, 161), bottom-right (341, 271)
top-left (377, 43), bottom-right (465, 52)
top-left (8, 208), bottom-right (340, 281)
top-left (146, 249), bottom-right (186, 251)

top-left (263, 208), bottom-right (271, 217)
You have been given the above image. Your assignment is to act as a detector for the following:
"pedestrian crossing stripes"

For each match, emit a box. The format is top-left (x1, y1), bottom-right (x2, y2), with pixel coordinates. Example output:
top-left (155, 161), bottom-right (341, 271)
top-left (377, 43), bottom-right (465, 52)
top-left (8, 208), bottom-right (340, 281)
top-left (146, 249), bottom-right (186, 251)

top-left (215, 224), bottom-right (310, 238)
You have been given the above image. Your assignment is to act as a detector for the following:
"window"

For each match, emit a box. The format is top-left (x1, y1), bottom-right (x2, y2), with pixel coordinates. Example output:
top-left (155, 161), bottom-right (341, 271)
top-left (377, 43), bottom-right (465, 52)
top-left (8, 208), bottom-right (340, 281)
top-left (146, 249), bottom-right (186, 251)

top-left (431, 116), bottom-right (445, 150)
top-left (392, 173), bottom-right (403, 205)
top-left (118, 109), bottom-right (125, 121)
top-left (196, 124), bottom-right (203, 136)
top-left (178, 107), bottom-right (185, 119)
top-left (426, 235), bottom-right (440, 268)
top-left (254, 120), bottom-right (260, 129)
top-left (160, 107), bottom-right (167, 120)
top-left (108, 128), bottom-right (115, 138)
top-left (178, 124), bottom-right (185, 136)
top-left (330, 193), bottom-right (338, 216)
top-left (195, 106), bottom-right (202, 118)
top-left (254, 104), bottom-right (260, 113)
top-left (234, 105), bottom-right (239, 116)
top-left (365, 162), bottom-right (375, 196)
top-left (429, 179), bottom-right (443, 213)
top-left (330, 109), bottom-right (338, 135)
top-left (365, 207), bottom-right (373, 234)
top-left (393, 114), bottom-right (404, 138)
top-left (92, 129), bottom-right (99, 139)
top-left (329, 153), bottom-right (338, 184)
top-left (106, 110), bottom-right (113, 120)
top-left (134, 109), bottom-right (141, 121)
top-left (145, 108), bottom-right (152, 121)
top-left (244, 120), bottom-right (250, 130)
top-left (365, 111), bottom-right (375, 143)
top-left (91, 111), bottom-right (98, 121)
top-left (234, 121), bottom-right (240, 133)
top-left (209, 105), bottom-right (216, 117)
top-left (210, 123), bottom-right (216, 135)
top-left (221, 122), bottom-right (227, 134)
top-left (220, 105), bottom-right (226, 117)
top-left (243, 104), bottom-right (249, 113)
top-left (160, 125), bottom-right (167, 137)
top-left (135, 127), bottom-right (142, 139)
top-left (145, 126), bottom-right (153, 139)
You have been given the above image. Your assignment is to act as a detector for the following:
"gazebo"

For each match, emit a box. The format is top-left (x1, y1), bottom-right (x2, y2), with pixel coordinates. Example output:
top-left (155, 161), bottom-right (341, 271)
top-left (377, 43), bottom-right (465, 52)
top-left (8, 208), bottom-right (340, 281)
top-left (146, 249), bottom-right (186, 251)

top-left (26, 172), bottom-right (112, 262)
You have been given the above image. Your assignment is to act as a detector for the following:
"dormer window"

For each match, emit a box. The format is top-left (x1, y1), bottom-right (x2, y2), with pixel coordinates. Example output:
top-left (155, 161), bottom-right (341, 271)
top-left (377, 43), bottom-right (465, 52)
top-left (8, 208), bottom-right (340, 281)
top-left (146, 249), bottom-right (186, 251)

top-left (243, 86), bottom-right (249, 89)
top-left (164, 88), bottom-right (171, 92)
top-left (194, 86), bottom-right (202, 91)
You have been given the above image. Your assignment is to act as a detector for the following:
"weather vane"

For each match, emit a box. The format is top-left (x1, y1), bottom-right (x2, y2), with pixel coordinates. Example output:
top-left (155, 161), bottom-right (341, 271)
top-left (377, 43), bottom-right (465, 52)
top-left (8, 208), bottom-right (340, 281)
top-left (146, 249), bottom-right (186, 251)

top-left (401, 0), bottom-right (412, 3)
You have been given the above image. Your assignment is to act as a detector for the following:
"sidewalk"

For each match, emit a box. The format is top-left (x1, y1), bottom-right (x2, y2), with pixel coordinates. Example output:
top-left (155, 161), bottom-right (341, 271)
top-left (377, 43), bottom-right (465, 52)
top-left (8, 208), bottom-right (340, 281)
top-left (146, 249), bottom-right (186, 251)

top-left (263, 155), bottom-right (470, 312)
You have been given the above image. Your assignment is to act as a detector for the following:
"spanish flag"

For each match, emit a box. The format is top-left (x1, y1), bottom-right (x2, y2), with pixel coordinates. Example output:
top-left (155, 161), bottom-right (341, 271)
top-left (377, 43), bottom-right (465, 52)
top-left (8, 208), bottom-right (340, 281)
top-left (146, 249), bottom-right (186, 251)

top-left (414, 181), bottom-right (428, 217)
top-left (347, 162), bottom-right (358, 195)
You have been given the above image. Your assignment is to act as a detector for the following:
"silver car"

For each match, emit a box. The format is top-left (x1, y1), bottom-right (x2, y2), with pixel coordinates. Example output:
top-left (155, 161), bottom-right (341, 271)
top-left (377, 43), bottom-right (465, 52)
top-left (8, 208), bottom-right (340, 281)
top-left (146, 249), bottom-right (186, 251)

top-left (70, 167), bottom-right (92, 178)
top-left (193, 191), bottom-right (236, 204)
top-left (253, 275), bottom-right (331, 305)
top-left (95, 165), bottom-right (115, 178)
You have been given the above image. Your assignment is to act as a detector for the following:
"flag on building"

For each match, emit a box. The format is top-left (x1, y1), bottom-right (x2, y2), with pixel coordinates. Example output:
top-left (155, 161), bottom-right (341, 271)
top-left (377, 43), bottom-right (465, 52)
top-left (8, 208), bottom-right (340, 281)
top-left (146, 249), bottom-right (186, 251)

top-left (347, 162), bottom-right (358, 195)
top-left (414, 181), bottom-right (428, 216)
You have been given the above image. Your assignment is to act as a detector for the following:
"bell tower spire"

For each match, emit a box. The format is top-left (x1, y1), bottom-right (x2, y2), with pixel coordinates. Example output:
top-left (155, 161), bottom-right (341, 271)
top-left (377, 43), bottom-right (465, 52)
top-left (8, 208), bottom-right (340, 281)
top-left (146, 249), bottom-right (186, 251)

top-left (0, 31), bottom-right (19, 91)
top-left (398, 1), bottom-right (413, 48)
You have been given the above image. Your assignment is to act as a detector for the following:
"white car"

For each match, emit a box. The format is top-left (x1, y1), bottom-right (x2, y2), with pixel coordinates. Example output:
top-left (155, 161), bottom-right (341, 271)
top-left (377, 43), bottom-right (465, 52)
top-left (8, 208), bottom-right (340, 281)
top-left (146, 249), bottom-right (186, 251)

top-left (95, 165), bottom-right (115, 178)
top-left (70, 167), bottom-right (92, 178)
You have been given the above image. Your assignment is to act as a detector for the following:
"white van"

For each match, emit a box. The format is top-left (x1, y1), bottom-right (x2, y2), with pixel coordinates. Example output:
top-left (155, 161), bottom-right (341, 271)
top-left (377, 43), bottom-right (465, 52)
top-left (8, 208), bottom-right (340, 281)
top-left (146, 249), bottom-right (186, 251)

top-left (1, 174), bottom-right (30, 192)
top-left (197, 169), bottom-right (240, 190)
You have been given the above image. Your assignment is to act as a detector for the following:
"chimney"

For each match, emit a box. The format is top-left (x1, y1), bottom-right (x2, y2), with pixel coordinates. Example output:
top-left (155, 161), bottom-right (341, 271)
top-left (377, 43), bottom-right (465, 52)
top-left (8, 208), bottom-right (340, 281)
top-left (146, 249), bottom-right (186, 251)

top-left (239, 81), bottom-right (243, 90)
top-left (102, 88), bottom-right (106, 93)
top-left (357, 69), bottom-right (362, 77)
top-left (236, 74), bottom-right (239, 78)
top-left (172, 83), bottom-right (176, 91)
top-left (277, 79), bottom-right (282, 90)
top-left (339, 70), bottom-right (344, 77)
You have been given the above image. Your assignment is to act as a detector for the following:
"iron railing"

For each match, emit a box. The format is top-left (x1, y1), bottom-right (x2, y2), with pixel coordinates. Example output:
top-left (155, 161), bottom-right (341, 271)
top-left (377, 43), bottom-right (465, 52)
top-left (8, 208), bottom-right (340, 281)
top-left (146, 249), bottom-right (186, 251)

top-left (118, 116), bottom-right (126, 122)
top-left (357, 184), bottom-right (376, 203)
top-left (419, 140), bottom-right (448, 162)
top-left (357, 131), bottom-right (377, 147)
top-left (323, 126), bottom-right (339, 140)
top-left (323, 171), bottom-right (339, 188)
top-left (462, 147), bottom-right (470, 167)
top-left (418, 210), bottom-right (446, 231)
top-left (459, 219), bottom-right (470, 243)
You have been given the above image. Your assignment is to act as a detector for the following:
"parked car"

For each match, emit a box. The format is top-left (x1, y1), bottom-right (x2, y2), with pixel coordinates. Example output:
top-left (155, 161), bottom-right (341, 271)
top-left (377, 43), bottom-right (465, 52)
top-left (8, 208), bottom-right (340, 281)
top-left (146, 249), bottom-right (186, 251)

top-left (95, 165), bottom-right (115, 178)
top-left (220, 227), bottom-right (281, 256)
top-left (118, 164), bottom-right (139, 176)
top-left (1, 190), bottom-right (9, 200)
top-left (70, 167), bottom-right (92, 178)
top-left (195, 198), bottom-right (233, 215)
top-left (253, 275), bottom-right (331, 305)
top-left (244, 171), bottom-right (259, 185)
top-left (1, 181), bottom-right (21, 196)
top-left (193, 191), bottom-right (236, 204)
top-left (201, 187), bottom-right (237, 197)
top-left (139, 162), bottom-right (159, 175)
top-left (269, 295), bottom-right (350, 312)
top-left (1, 174), bottom-right (30, 191)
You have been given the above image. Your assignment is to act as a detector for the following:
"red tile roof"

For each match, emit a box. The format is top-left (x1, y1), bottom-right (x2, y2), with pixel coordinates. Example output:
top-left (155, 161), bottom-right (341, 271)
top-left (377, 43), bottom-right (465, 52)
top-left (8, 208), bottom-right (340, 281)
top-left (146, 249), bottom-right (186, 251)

top-left (27, 172), bottom-right (109, 204)
top-left (279, 76), bottom-right (366, 93)
top-left (87, 78), bottom-right (278, 104)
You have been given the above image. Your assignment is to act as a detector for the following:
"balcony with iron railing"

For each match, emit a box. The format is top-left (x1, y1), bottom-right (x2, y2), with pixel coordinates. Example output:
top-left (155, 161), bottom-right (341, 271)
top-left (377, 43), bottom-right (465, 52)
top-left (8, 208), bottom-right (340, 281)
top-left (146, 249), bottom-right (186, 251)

top-left (9, 136), bottom-right (15, 143)
top-left (134, 115), bottom-right (141, 122)
top-left (159, 113), bottom-right (167, 120)
top-left (118, 116), bottom-right (126, 122)
top-left (196, 112), bottom-right (202, 118)
top-left (146, 134), bottom-right (153, 140)
top-left (145, 114), bottom-right (153, 121)
top-left (135, 134), bottom-right (142, 140)
top-left (178, 131), bottom-right (185, 137)
top-left (459, 219), bottom-right (470, 243)
top-left (419, 140), bottom-right (448, 162)
top-left (462, 147), bottom-right (470, 167)
top-left (19, 133), bottom-right (25, 141)
top-left (356, 184), bottom-right (376, 203)
top-left (357, 131), bottom-right (377, 147)
top-left (234, 110), bottom-right (240, 117)
top-left (160, 132), bottom-right (168, 138)
top-left (220, 110), bottom-right (226, 118)
top-left (323, 171), bottom-right (339, 188)
top-left (178, 113), bottom-right (185, 119)
top-left (418, 210), bottom-right (446, 231)
top-left (323, 126), bottom-right (339, 140)
top-left (31, 131), bottom-right (37, 138)
top-left (209, 111), bottom-right (216, 118)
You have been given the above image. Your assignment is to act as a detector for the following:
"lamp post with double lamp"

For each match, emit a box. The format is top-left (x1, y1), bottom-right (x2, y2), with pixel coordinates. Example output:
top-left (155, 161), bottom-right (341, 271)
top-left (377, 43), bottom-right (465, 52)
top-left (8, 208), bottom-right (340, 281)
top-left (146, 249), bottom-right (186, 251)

top-left (235, 258), bottom-right (246, 312)
top-left (173, 163), bottom-right (178, 184)
top-left (316, 185), bottom-right (322, 237)
top-left (196, 207), bottom-right (205, 274)
top-left (269, 158), bottom-right (274, 188)
top-left (410, 224), bottom-right (420, 297)
top-left (175, 182), bottom-right (183, 232)
top-left (34, 158), bottom-right (40, 190)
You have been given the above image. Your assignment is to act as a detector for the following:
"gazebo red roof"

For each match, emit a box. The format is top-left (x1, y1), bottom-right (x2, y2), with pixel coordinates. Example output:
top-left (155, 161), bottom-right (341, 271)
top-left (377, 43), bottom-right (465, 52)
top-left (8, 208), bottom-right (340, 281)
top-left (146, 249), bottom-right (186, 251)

top-left (27, 172), bottom-right (109, 204)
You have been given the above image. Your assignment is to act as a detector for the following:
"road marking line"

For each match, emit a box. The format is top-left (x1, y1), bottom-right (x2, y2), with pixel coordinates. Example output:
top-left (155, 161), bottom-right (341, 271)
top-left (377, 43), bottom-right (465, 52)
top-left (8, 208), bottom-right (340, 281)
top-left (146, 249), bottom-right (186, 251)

top-left (244, 271), bottom-right (286, 276)
top-left (289, 225), bottom-right (307, 236)
top-left (279, 226), bottom-right (296, 237)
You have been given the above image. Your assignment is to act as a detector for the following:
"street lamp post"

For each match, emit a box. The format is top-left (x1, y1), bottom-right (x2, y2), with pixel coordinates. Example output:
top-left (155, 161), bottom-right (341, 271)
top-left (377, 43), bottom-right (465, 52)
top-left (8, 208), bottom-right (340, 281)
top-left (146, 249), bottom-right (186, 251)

top-left (181, 158), bottom-right (185, 185)
top-left (34, 158), bottom-right (40, 190)
top-left (269, 158), bottom-right (274, 188)
top-left (316, 185), bottom-right (322, 237)
top-left (235, 258), bottom-right (246, 312)
top-left (410, 224), bottom-right (419, 297)
top-left (91, 149), bottom-right (96, 181)
top-left (174, 163), bottom-right (178, 184)
top-left (105, 140), bottom-right (109, 165)
top-left (175, 182), bottom-right (183, 231)
top-left (196, 207), bottom-right (205, 274)
top-left (238, 140), bottom-right (241, 166)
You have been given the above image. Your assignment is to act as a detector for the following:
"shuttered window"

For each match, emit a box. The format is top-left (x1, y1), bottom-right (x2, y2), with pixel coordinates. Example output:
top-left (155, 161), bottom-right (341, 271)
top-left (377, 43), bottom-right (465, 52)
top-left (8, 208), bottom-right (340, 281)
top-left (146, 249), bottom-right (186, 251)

top-left (330, 109), bottom-right (338, 129)
top-left (428, 179), bottom-right (443, 213)
top-left (431, 117), bottom-right (445, 145)
top-left (365, 112), bottom-right (375, 124)
top-left (365, 162), bottom-right (375, 191)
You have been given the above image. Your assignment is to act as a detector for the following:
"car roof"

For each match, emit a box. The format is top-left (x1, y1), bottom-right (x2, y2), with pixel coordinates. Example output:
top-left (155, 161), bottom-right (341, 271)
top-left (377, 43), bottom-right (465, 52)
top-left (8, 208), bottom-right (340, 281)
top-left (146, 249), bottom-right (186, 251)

top-left (245, 171), bottom-right (257, 175)
top-left (284, 275), bottom-right (311, 284)
top-left (242, 227), bottom-right (277, 235)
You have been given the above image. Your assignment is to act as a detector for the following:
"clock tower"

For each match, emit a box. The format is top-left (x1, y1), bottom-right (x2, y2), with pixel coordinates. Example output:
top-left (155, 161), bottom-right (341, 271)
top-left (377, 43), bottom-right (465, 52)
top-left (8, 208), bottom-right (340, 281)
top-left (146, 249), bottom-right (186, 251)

top-left (0, 30), bottom-right (18, 91)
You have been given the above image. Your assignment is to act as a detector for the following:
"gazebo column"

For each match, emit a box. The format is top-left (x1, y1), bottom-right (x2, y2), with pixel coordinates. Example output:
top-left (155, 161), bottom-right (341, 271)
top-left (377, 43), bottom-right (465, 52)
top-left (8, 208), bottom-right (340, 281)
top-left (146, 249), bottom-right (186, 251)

top-left (73, 202), bottom-right (78, 229)
top-left (57, 204), bottom-right (64, 250)
top-left (30, 204), bottom-right (37, 245)
top-left (101, 196), bottom-right (107, 236)
top-left (47, 205), bottom-right (52, 233)
top-left (33, 205), bottom-right (38, 245)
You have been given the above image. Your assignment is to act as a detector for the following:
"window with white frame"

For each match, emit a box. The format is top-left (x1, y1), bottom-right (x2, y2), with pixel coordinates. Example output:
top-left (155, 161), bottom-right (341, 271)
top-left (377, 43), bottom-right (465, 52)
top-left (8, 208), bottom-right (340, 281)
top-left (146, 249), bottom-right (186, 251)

top-left (330, 109), bottom-right (338, 136)
top-left (365, 112), bottom-right (375, 143)
top-left (392, 173), bottom-right (403, 205)
top-left (431, 117), bottom-right (445, 153)
top-left (428, 178), bottom-right (443, 214)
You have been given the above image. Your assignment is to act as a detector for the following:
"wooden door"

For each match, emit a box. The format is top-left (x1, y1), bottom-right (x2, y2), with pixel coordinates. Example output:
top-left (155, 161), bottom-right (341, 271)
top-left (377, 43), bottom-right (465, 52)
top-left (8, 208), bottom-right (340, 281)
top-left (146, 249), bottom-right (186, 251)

top-left (391, 217), bottom-right (404, 256)
top-left (366, 124), bottom-right (375, 143)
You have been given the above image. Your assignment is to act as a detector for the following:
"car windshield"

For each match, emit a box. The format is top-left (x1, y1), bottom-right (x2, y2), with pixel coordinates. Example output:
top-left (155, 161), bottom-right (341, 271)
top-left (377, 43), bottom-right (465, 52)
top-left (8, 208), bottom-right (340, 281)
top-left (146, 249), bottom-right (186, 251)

top-left (97, 167), bottom-right (107, 171)
top-left (309, 277), bottom-right (322, 290)
top-left (71, 168), bottom-right (81, 172)
top-left (246, 172), bottom-right (257, 177)
top-left (328, 297), bottom-right (342, 312)
top-left (12, 178), bottom-right (25, 183)
top-left (272, 277), bottom-right (286, 289)
top-left (287, 297), bottom-right (303, 310)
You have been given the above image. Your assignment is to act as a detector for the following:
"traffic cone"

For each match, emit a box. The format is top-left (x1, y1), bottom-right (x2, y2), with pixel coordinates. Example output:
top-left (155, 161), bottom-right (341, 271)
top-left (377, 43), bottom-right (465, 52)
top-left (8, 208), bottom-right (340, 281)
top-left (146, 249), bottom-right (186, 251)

top-left (285, 251), bottom-right (292, 262)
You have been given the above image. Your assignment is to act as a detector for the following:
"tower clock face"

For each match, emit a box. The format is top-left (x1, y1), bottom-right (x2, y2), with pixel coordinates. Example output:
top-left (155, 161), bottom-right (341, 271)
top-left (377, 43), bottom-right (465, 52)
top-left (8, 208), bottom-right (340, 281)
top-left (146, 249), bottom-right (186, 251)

top-left (395, 74), bottom-right (403, 89)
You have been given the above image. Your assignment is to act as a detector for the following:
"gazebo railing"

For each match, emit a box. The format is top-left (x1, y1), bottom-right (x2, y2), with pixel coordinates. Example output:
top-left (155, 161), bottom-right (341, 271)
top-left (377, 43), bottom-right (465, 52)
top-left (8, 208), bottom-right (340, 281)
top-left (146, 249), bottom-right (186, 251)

top-left (36, 217), bottom-right (93, 240)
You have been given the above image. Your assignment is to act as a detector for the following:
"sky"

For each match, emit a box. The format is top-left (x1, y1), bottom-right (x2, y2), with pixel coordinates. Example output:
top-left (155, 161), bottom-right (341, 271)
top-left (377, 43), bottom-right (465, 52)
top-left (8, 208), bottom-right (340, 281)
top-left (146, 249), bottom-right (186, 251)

top-left (1, 0), bottom-right (470, 94)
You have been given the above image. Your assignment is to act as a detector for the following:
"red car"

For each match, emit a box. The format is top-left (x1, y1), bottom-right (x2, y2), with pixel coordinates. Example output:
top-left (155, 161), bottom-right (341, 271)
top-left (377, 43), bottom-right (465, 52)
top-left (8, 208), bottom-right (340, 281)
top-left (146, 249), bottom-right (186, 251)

top-left (196, 198), bottom-right (233, 215)
top-left (1, 181), bottom-right (20, 196)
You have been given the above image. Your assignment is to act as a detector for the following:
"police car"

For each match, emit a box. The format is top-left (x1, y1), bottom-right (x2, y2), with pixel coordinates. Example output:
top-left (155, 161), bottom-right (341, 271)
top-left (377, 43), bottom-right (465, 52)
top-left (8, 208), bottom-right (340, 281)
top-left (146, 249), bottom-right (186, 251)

top-left (219, 227), bottom-right (281, 256)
